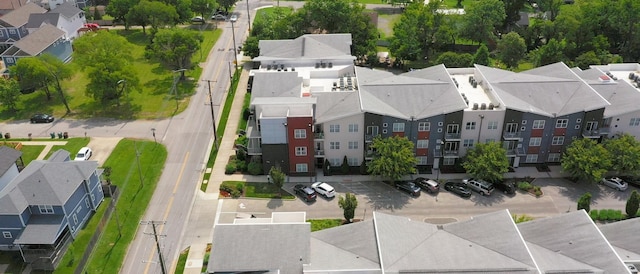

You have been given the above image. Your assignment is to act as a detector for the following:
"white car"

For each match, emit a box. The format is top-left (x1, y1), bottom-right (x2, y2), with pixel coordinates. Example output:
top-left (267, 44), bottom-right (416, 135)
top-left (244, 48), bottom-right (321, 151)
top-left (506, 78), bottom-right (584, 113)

top-left (311, 182), bottom-right (335, 198)
top-left (74, 147), bottom-right (92, 161)
top-left (229, 14), bottom-right (238, 22)
top-left (600, 177), bottom-right (628, 191)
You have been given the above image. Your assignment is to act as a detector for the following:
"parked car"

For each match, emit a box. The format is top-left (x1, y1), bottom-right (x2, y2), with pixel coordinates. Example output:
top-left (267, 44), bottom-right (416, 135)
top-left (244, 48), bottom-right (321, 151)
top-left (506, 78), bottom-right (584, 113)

top-left (74, 147), bottom-right (93, 161)
top-left (30, 113), bottom-right (54, 123)
top-left (600, 177), bottom-right (628, 191)
top-left (462, 178), bottom-right (494, 196)
top-left (444, 182), bottom-right (472, 198)
top-left (294, 184), bottom-right (317, 202)
top-left (395, 181), bottom-right (421, 197)
top-left (191, 16), bottom-right (205, 23)
top-left (212, 14), bottom-right (226, 20)
top-left (311, 182), bottom-right (335, 198)
top-left (414, 177), bottom-right (439, 193)
top-left (493, 181), bottom-right (516, 195)
top-left (229, 14), bottom-right (238, 22)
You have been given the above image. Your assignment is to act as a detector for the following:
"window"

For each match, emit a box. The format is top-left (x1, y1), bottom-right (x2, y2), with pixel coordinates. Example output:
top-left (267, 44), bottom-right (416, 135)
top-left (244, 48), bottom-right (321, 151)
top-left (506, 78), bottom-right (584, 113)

top-left (466, 122), bottom-right (476, 130)
top-left (555, 119), bottom-right (568, 128)
top-left (529, 137), bottom-right (542, 146)
top-left (487, 121), bottom-right (498, 130)
top-left (629, 118), bottom-right (640, 126)
top-left (416, 156), bottom-right (428, 165)
top-left (366, 126), bottom-right (379, 136)
top-left (548, 153), bottom-right (561, 162)
top-left (526, 154), bottom-right (538, 163)
top-left (9, 29), bottom-right (15, 34)
top-left (438, 122), bottom-right (444, 126)
top-left (85, 198), bottom-right (90, 208)
top-left (330, 158), bottom-right (341, 166)
top-left (382, 129), bottom-right (388, 134)
top-left (463, 139), bottom-right (474, 147)
top-left (416, 139), bottom-right (428, 148)
top-left (39, 205), bottom-right (54, 214)
top-left (486, 138), bottom-right (496, 143)
top-left (576, 118), bottom-right (582, 123)
top-left (348, 158), bottom-right (359, 166)
top-left (437, 128), bottom-right (442, 133)
top-left (2, 232), bottom-right (11, 238)
top-left (329, 124), bottom-right (340, 132)
top-left (73, 214), bottom-right (78, 224)
top-left (348, 124), bottom-right (359, 132)
top-left (348, 141), bottom-right (358, 149)
top-left (552, 136), bottom-right (564, 145)
top-left (296, 163), bottom-right (308, 172)
top-left (532, 120), bottom-right (545, 129)
top-left (330, 142), bottom-right (340, 150)
top-left (294, 129), bottom-right (306, 139)
top-left (392, 123), bottom-right (405, 132)
top-left (295, 146), bottom-right (307, 156)
top-left (443, 158), bottom-right (456, 165)
top-left (418, 122), bottom-right (430, 131)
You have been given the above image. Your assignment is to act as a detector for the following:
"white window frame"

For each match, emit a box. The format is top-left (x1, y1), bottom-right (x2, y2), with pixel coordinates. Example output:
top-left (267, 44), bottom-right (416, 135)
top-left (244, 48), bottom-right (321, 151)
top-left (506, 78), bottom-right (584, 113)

top-left (348, 141), bottom-right (358, 149)
top-left (418, 122), bottom-right (430, 131)
top-left (551, 136), bottom-right (564, 145)
top-left (348, 157), bottom-right (359, 166)
top-left (529, 137), bottom-right (541, 146)
top-left (2, 232), bottom-right (11, 238)
top-left (548, 153), bottom-right (561, 162)
top-left (330, 124), bottom-right (340, 132)
top-left (85, 198), bottom-right (90, 208)
top-left (463, 139), bottom-right (474, 147)
top-left (295, 146), bottom-right (307, 156)
top-left (630, 118), bottom-right (640, 126)
top-left (39, 205), bottom-right (54, 214)
top-left (416, 139), bottom-right (428, 148)
top-left (466, 122), bottom-right (476, 130)
top-left (392, 123), bottom-right (405, 132)
top-left (532, 120), bottom-right (545, 129)
top-left (73, 214), bottom-right (78, 224)
top-left (555, 119), bottom-right (568, 128)
top-left (526, 154), bottom-right (538, 163)
top-left (443, 158), bottom-right (456, 165)
top-left (348, 124), bottom-right (358, 132)
top-left (416, 156), bottom-right (428, 165)
top-left (330, 158), bottom-right (341, 166)
top-left (296, 163), bottom-right (308, 172)
top-left (330, 142), bottom-right (340, 150)
top-left (294, 129), bottom-right (306, 139)
top-left (487, 121), bottom-right (498, 130)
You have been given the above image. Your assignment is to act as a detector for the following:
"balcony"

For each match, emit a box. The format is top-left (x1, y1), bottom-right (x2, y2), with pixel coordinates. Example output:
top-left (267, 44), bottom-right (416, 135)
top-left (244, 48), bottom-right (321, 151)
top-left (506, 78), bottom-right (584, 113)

top-left (582, 129), bottom-right (602, 138)
top-left (247, 138), bottom-right (262, 155)
top-left (444, 132), bottom-right (461, 141)
top-left (315, 150), bottom-right (325, 157)
top-left (365, 150), bottom-right (375, 159)
top-left (365, 134), bottom-right (379, 142)
top-left (443, 150), bottom-right (459, 157)
top-left (502, 131), bottom-right (522, 140)
top-left (314, 132), bottom-right (325, 139)
top-left (506, 147), bottom-right (526, 156)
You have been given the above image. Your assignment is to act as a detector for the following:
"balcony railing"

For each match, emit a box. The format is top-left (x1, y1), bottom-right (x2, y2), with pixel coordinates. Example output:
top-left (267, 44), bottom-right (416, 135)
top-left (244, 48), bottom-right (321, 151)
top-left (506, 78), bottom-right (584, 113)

top-left (502, 131), bottom-right (521, 140)
top-left (247, 138), bottom-right (262, 155)
top-left (365, 150), bottom-right (375, 159)
top-left (582, 129), bottom-right (602, 138)
top-left (315, 150), bottom-right (325, 157)
top-left (444, 132), bottom-right (461, 140)
top-left (506, 147), bottom-right (526, 156)
top-left (443, 150), bottom-right (459, 157)
top-left (365, 134), bottom-right (379, 142)
top-left (314, 132), bottom-right (325, 139)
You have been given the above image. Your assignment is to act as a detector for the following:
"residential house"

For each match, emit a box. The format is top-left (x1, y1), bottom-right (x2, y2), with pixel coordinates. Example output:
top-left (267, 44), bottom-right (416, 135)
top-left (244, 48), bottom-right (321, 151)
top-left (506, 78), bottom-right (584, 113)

top-left (27, 2), bottom-right (86, 40)
top-left (599, 218), bottom-right (640, 268)
top-left (1, 23), bottom-right (72, 68)
top-left (0, 150), bottom-right (104, 270)
top-left (0, 3), bottom-right (47, 53)
top-left (32, 0), bottom-right (89, 10)
top-left (0, 146), bottom-right (23, 191)
top-left (0, 0), bottom-right (30, 16)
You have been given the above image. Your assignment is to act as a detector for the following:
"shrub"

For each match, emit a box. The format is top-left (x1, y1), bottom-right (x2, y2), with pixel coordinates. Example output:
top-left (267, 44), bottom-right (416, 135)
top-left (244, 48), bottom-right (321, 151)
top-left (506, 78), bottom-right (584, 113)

top-left (625, 190), bottom-right (640, 218)
top-left (533, 186), bottom-right (542, 197)
top-left (225, 162), bottom-right (236, 174)
top-left (589, 209), bottom-right (599, 220)
top-left (341, 156), bottom-right (349, 174)
top-left (517, 181), bottom-right (532, 191)
top-left (243, 108), bottom-right (251, 120)
top-left (235, 160), bottom-right (247, 172)
top-left (236, 148), bottom-right (247, 161)
top-left (248, 161), bottom-right (263, 175)
top-left (219, 181), bottom-right (243, 198)
top-left (359, 160), bottom-right (368, 175)
top-left (577, 192), bottom-right (592, 213)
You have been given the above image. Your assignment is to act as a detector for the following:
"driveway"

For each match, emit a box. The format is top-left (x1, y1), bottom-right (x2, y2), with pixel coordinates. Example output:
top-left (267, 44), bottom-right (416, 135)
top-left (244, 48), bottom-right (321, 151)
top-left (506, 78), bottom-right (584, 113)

top-left (86, 137), bottom-right (123, 166)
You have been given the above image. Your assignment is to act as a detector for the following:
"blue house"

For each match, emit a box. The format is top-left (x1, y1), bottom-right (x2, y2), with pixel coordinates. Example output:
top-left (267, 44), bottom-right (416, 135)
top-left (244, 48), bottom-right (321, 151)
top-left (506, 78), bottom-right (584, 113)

top-left (0, 23), bottom-right (72, 68)
top-left (0, 3), bottom-right (47, 53)
top-left (0, 149), bottom-right (104, 270)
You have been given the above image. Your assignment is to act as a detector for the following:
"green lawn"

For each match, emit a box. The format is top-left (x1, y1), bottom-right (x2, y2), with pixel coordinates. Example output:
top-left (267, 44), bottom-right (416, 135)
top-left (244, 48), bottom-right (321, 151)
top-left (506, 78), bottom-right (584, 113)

top-left (17, 145), bottom-right (45, 165)
top-left (244, 182), bottom-right (295, 199)
top-left (174, 248), bottom-right (190, 274)
top-left (237, 91), bottom-right (251, 133)
top-left (44, 138), bottom-right (90, 159)
top-left (308, 219), bottom-right (342, 232)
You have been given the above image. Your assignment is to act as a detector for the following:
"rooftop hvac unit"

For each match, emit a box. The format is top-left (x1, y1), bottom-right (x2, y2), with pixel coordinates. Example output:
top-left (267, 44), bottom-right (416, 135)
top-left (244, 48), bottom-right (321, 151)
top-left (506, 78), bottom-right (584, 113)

top-left (488, 103), bottom-right (494, 110)
top-left (629, 72), bottom-right (635, 80)
top-left (315, 63), bottom-right (320, 68)
top-left (328, 62), bottom-right (333, 68)
top-left (481, 103), bottom-right (487, 110)
top-left (472, 81), bottom-right (478, 88)
top-left (468, 76), bottom-right (474, 83)
top-left (473, 103), bottom-right (479, 110)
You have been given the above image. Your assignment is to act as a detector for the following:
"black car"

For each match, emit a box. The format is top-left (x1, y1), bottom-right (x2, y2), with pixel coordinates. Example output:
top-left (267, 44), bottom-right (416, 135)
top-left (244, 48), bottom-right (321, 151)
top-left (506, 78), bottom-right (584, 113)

top-left (493, 181), bottom-right (516, 195)
top-left (619, 176), bottom-right (640, 188)
top-left (293, 184), bottom-right (316, 202)
top-left (30, 113), bottom-right (54, 123)
top-left (444, 182), bottom-right (472, 198)
top-left (395, 181), bottom-right (421, 197)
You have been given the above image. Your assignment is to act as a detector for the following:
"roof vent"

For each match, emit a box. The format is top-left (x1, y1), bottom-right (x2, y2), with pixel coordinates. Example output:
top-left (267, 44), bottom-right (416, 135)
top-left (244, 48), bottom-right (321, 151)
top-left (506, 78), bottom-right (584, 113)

top-left (473, 103), bottom-right (478, 110)
top-left (328, 62), bottom-right (333, 68)
top-left (437, 225), bottom-right (443, 230)
top-left (481, 103), bottom-right (487, 110)
top-left (488, 103), bottom-right (495, 110)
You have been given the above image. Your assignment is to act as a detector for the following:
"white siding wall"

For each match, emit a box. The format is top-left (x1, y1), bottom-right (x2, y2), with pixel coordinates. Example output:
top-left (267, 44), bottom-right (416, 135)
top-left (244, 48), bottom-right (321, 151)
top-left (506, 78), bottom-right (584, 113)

top-left (608, 111), bottom-right (640, 140)
top-left (323, 114), bottom-right (364, 166)
top-left (58, 12), bottom-right (86, 40)
top-left (0, 165), bottom-right (19, 191)
top-left (461, 109), bottom-right (505, 154)
top-left (260, 117), bottom-right (287, 144)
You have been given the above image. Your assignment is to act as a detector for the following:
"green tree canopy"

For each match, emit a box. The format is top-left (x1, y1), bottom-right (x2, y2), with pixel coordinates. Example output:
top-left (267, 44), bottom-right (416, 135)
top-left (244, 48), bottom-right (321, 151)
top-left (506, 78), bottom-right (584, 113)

top-left (127, 0), bottom-right (179, 34)
top-left (367, 136), bottom-right (417, 181)
top-left (38, 54), bottom-right (73, 113)
top-left (10, 57), bottom-right (53, 100)
top-left (160, 0), bottom-right (192, 22)
top-left (473, 44), bottom-right (490, 66)
top-left (106, 0), bottom-right (138, 28)
top-left (460, 0), bottom-right (506, 45)
top-left (269, 166), bottom-right (285, 195)
top-left (561, 138), bottom-right (612, 183)
top-left (500, 0), bottom-right (525, 32)
top-left (626, 190), bottom-right (640, 218)
top-left (462, 142), bottom-right (509, 183)
top-left (0, 78), bottom-right (21, 112)
top-left (217, 0), bottom-right (236, 12)
top-left (497, 32), bottom-right (526, 68)
top-left (435, 52), bottom-right (473, 68)
top-left (603, 134), bottom-right (640, 176)
top-left (145, 28), bottom-right (204, 70)
top-left (338, 193), bottom-right (358, 223)
top-left (577, 192), bottom-right (591, 212)
top-left (191, 0), bottom-right (218, 19)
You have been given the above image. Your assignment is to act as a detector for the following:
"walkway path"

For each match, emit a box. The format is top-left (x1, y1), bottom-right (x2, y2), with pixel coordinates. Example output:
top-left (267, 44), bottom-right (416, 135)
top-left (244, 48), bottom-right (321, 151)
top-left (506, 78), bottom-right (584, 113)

top-left (20, 141), bottom-right (68, 160)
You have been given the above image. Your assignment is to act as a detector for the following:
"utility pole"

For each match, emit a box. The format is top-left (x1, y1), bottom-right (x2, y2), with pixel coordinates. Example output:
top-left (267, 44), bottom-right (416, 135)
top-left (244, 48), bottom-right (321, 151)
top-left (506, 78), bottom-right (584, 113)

top-left (230, 20), bottom-right (239, 69)
top-left (134, 141), bottom-right (144, 187)
top-left (140, 221), bottom-right (167, 274)
top-left (246, 0), bottom-right (251, 32)
top-left (207, 80), bottom-right (219, 149)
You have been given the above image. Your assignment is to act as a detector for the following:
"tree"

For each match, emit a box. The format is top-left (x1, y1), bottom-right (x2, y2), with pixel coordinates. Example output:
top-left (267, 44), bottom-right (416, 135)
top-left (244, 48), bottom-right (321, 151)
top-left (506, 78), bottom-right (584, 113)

top-left (497, 32), bottom-right (526, 68)
top-left (538, 0), bottom-right (563, 21)
top-left (338, 193), bottom-right (358, 223)
top-left (145, 28), bottom-right (204, 70)
top-left (106, 0), bottom-right (139, 28)
top-left (460, 0), bottom-right (506, 45)
top-left (367, 136), bottom-right (417, 181)
top-left (126, 0), bottom-right (179, 34)
top-left (561, 138), bottom-right (612, 183)
top-left (473, 44), bottom-right (490, 66)
top-left (359, 160), bottom-right (368, 175)
top-left (269, 166), bottom-right (285, 196)
top-left (577, 192), bottom-right (591, 212)
top-left (191, 0), bottom-right (217, 19)
top-left (603, 134), bottom-right (640, 176)
top-left (217, 0), bottom-right (236, 12)
top-left (462, 142), bottom-right (509, 184)
top-left (160, 0), bottom-right (192, 23)
top-left (10, 57), bottom-right (53, 100)
top-left (626, 190), bottom-right (640, 218)
top-left (0, 78), bottom-right (21, 112)
top-left (341, 156), bottom-right (350, 174)
top-left (39, 54), bottom-right (73, 113)
top-left (574, 51), bottom-right (601, 69)
top-left (500, 0), bottom-right (525, 32)
top-left (435, 52), bottom-right (473, 68)
top-left (530, 38), bottom-right (567, 67)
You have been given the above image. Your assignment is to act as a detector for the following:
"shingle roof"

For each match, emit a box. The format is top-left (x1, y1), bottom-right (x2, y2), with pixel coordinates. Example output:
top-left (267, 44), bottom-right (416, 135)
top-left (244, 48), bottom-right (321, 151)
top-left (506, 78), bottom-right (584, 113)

top-left (518, 210), bottom-right (629, 273)
top-left (49, 2), bottom-right (82, 18)
top-left (599, 218), bottom-right (640, 263)
top-left (26, 13), bottom-right (60, 29)
top-left (0, 2), bottom-right (47, 27)
top-left (357, 65), bottom-right (467, 120)
top-left (0, 0), bottom-right (29, 11)
top-left (0, 146), bottom-right (22, 177)
top-left (575, 68), bottom-right (640, 118)
top-left (12, 23), bottom-right (65, 56)
top-left (13, 214), bottom-right (65, 245)
top-left (255, 33), bottom-right (355, 62)
top-left (476, 62), bottom-right (610, 117)
top-left (314, 91), bottom-right (362, 124)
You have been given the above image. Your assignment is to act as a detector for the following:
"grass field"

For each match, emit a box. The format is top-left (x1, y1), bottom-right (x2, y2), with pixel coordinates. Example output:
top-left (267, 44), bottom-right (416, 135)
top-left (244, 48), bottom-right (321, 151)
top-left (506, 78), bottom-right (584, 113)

top-left (43, 138), bottom-right (90, 159)
top-left (308, 219), bottom-right (343, 232)
top-left (17, 145), bottom-right (45, 165)
top-left (244, 182), bottom-right (295, 199)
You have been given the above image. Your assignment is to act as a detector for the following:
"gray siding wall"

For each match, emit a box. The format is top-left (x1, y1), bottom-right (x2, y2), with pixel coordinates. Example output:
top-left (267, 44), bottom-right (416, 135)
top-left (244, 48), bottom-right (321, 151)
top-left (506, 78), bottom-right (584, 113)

top-left (64, 185), bottom-right (92, 236)
top-left (262, 144), bottom-right (289, 174)
top-left (87, 172), bottom-right (104, 210)
top-left (0, 215), bottom-right (24, 229)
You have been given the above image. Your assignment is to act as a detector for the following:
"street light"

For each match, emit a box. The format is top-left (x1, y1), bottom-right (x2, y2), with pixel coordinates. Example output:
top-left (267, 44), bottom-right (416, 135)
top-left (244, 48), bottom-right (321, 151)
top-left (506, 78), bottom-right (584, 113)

top-left (151, 128), bottom-right (157, 143)
top-left (116, 79), bottom-right (126, 107)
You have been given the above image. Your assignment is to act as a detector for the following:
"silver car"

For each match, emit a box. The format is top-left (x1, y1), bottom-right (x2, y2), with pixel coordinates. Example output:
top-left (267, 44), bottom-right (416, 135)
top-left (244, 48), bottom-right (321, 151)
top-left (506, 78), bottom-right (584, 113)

top-left (600, 177), bottom-right (628, 191)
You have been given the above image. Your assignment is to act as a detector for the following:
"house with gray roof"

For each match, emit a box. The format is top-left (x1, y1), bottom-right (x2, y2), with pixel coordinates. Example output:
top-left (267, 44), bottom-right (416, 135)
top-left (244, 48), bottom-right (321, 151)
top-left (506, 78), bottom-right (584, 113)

top-left (27, 2), bottom-right (86, 40)
top-left (0, 2), bottom-right (47, 51)
top-left (0, 150), bottom-right (104, 271)
top-left (599, 218), bottom-right (640, 267)
top-left (1, 23), bottom-right (72, 68)
top-left (0, 0), bottom-right (30, 16)
top-left (0, 146), bottom-right (23, 191)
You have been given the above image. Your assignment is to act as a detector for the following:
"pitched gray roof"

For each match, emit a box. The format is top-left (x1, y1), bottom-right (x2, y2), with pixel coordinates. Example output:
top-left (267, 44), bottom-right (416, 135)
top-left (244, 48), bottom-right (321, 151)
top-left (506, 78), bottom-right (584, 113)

top-left (314, 91), bottom-right (362, 124)
top-left (208, 223), bottom-right (310, 273)
top-left (0, 2), bottom-right (47, 27)
top-left (255, 33), bottom-right (355, 62)
top-left (518, 210), bottom-right (629, 273)
top-left (357, 65), bottom-right (467, 120)
top-left (12, 23), bottom-right (65, 56)
top-left (476, 62), bottom-right (610, 117)
top-left (26, 13), bottom-right (60, 29)
top-left (0, 146), bottom-right (22, 177)
top-left (575, 68), bottom-right (640, 117)
top-left (48, 149), bottom-right (70, 162)
top-left (49, 2), bottom-right (82, 18)
top-left (599, 218), bottom-right (640, 263)
top-left (13, 214), bottom-right (65, 245)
